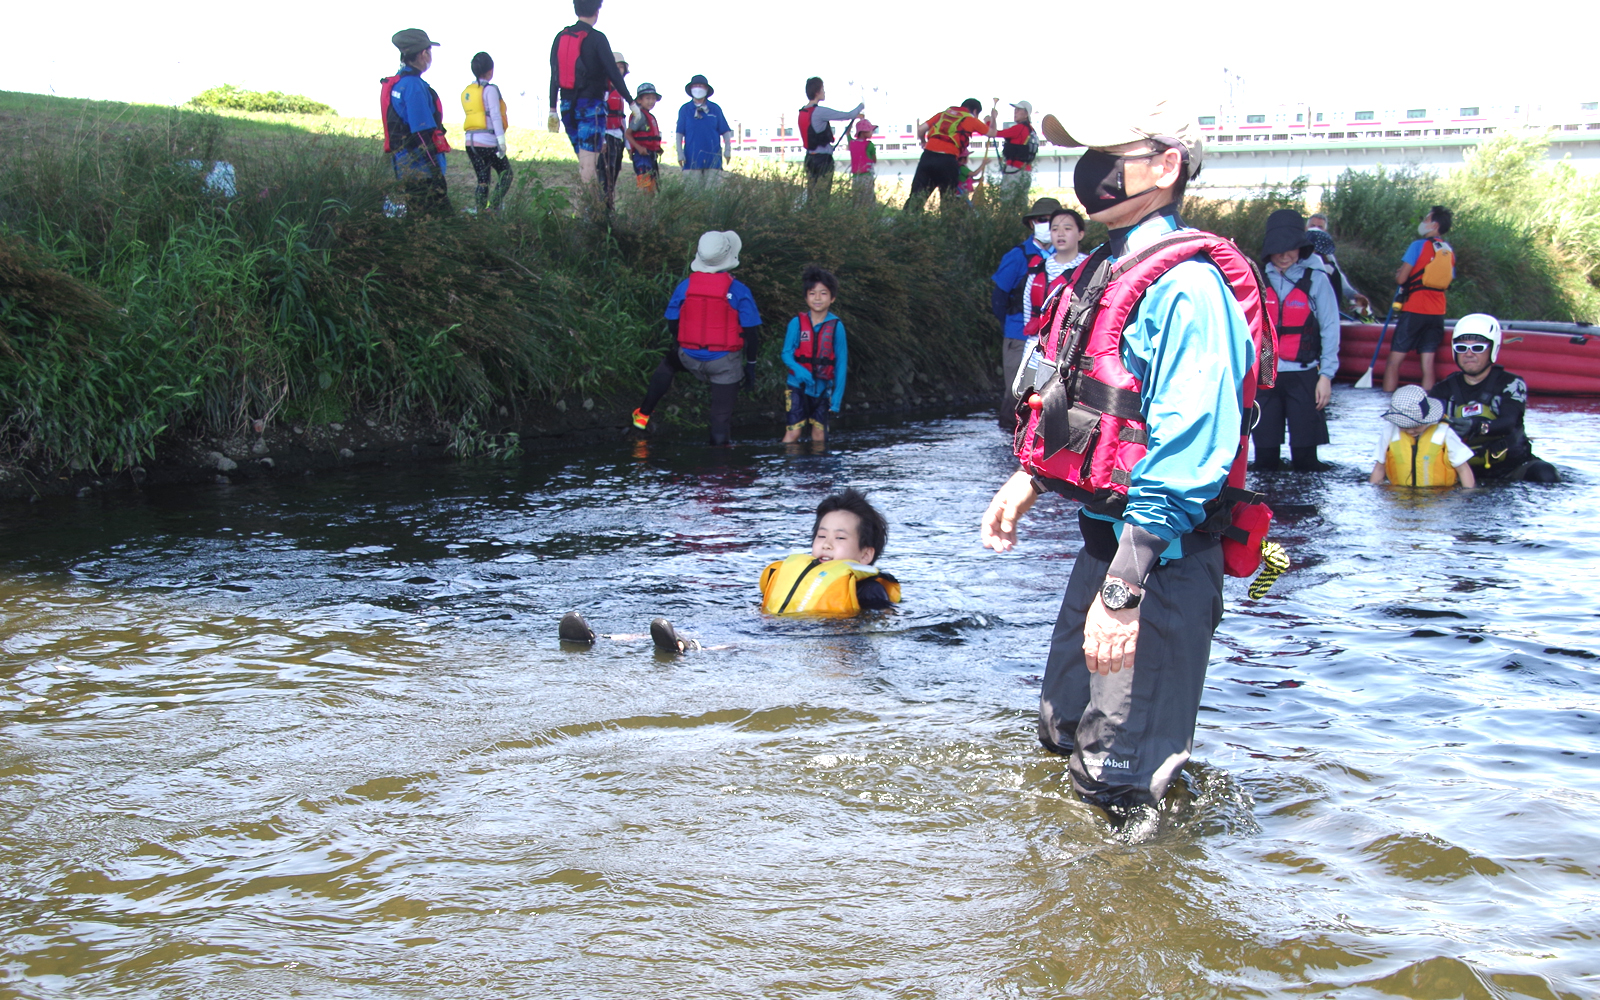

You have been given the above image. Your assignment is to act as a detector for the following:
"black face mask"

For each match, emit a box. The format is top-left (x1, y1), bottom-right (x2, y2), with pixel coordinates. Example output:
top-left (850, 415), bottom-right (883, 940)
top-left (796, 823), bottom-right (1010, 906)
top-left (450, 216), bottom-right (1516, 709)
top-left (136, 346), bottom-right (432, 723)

top-left (1073, 148), bottom-right (1162, 213)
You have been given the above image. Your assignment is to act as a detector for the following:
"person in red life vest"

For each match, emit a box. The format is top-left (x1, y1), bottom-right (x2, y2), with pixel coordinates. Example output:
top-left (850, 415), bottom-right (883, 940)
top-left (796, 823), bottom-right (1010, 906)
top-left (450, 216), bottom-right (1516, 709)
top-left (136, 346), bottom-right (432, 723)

top-left (627, 82), bottom-right (664, 194)
top-left (993, 100), bottom-right (1040, 197)
top-left (1251, 209), bottom-right (1340, 472)
top-left (632, 231), bottom-right (764, 445)
top-left (1019, 208), bottom-right (1090, 342)
top-left (990, 197), bottom-right (1062, 430)
top-left (980, 98), bottom-right (1266, 815)
top-left (548, 0), bottom-right (634, 192)
top-left (848, 119), bottom-right (878, 206)
top-left (908, 99), bottom-right (996, 212)
top-left (780, 266), bottom-right (850, 444)
top-left (799, 77), bottom-right (865, 205)
top-left (383, 29), bottom-right (451, 214)
top-left (599, 51), bottom-right (630, 210)
top-left (461, 51), bottom-right (512, 213)
top-left (1383, 204), bottom-right (1455, 393)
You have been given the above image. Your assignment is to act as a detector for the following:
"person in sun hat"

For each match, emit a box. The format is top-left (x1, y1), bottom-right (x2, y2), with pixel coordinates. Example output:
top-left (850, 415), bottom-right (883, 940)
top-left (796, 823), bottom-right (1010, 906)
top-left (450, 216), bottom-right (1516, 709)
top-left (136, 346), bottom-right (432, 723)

top-left (1369, 384), bottom-right (1476, 487)
top-left (1251, 208), bottom-right (1341, 473)
top-left (632, 231), bottom-right (763, 445)
top-left (981, 93), bottom-right (1276, 816)
top-left (627, 82), bottom-right (664, 194)
top-left (383, 28), bottom-right (452, 213)
top-left (676, 74), bottom-right (734, 186)
top-left (989, 195), bottom-right (1063, 430)
top-left (1427, 314), bottom-right (1559, 482)
top-left (991, 100), bottom-right (1040, 196)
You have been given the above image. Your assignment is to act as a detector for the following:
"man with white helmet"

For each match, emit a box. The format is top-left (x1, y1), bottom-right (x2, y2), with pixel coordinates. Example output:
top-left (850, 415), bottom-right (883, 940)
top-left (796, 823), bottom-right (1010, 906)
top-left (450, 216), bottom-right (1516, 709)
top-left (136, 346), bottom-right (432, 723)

top-left (1428, 315), bottom-right (1559, 483)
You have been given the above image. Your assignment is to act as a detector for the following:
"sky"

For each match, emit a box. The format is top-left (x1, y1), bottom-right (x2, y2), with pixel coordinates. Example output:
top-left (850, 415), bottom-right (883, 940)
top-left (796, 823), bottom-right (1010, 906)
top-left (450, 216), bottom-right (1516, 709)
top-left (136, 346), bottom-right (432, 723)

top-left (5, 1), bottom-right (1594, 131)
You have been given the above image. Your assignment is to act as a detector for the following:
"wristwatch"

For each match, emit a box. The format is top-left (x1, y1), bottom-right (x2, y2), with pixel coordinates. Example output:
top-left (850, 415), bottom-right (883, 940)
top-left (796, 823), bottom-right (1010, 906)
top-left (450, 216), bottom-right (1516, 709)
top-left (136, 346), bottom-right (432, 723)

top-left (1100, 577), bottom-right (1142, 610)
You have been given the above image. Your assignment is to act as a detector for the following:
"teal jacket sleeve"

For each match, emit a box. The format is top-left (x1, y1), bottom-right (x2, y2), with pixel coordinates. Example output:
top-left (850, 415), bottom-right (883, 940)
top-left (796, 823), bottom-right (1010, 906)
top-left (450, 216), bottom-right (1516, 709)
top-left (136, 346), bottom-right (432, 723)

top-left (1118, 259), bottom-right (1254, 544)
top-left (831, 321), bottom-right (848, 411)
top-left (781, 316), bottom-right (809, 385)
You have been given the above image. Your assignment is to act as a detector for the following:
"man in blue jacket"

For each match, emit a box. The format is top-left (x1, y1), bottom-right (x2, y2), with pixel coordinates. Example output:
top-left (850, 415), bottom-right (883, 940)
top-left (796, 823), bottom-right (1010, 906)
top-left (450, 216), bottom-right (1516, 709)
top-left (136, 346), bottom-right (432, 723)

top-left (990, 197), bottom-right (1061, 429)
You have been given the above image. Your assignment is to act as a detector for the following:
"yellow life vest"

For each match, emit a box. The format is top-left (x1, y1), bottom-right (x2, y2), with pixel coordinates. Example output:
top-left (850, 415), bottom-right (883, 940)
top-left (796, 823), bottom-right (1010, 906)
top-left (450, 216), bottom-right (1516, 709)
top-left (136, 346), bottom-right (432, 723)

top-left (1384, 424), bottom-right (1459, 486)
top-left (461, 81), bottom-right (509, 132)
top-left (759, 553), bottom-right (901, 616)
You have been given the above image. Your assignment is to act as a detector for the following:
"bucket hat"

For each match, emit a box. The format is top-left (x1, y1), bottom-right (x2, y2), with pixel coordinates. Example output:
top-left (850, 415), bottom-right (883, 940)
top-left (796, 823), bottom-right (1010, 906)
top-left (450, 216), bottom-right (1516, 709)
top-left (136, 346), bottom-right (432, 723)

top-left (1040, 96), bottom-right (1204, 178)
top-left (690, 231), bottom-right (741, 273)
top-left (1024, 197), bottom-right (1063, 222)
top-left (1261, 209), bottom-right (1314, 259)
top-left (1383, 385), bottom-right (1446, 430)
top-left (634, 82), bottom-right (660, 99)
top-left (392, 28), bottom-right (440, 53)
top-left (685, 74), bottom-right (715, 98)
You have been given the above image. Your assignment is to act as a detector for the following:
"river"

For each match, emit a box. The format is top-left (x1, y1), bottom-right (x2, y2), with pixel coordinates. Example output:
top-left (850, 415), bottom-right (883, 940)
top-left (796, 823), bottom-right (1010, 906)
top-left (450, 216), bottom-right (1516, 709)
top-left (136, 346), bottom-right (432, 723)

top-left (2, 386), bottom-right (1597, 999)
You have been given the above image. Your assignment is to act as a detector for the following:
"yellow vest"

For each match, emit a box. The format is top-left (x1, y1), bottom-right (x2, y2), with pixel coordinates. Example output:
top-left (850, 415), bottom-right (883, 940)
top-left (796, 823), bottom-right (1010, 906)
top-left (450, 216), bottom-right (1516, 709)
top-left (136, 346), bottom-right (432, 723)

top-left (461, 81), bottom-right (509, 132)
top-left (1385, 424), bottom-right (1459, 486)
top-left (759, 553), bottom-right (901, 616)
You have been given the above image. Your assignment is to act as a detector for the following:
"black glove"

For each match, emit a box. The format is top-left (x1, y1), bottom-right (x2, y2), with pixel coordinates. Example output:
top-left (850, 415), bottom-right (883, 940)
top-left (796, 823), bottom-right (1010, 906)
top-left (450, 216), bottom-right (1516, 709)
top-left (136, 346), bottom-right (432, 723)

top-left (1450, 416), bottom-right (1488, 439)
top-left (742, 362), bottom-right (757, 394)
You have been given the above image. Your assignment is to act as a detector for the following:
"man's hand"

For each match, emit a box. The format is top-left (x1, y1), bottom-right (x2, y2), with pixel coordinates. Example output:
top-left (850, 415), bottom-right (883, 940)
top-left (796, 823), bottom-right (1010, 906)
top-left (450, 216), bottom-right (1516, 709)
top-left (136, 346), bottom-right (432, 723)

top-left (1315, 375), bottom-right (1332, 410)
top-left (1083, 592), bottom-right (1140, 674)
top-left (547, 110), bottom-right (560, 134)
top-left (980, 470), bottom-right (1039, 552)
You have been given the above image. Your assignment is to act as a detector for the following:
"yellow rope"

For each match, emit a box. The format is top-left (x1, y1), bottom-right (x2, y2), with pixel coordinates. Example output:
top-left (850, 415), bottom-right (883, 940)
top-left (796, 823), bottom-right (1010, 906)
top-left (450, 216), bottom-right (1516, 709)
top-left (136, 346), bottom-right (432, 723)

top-left (1248, 540), bottom-right (1291, 600)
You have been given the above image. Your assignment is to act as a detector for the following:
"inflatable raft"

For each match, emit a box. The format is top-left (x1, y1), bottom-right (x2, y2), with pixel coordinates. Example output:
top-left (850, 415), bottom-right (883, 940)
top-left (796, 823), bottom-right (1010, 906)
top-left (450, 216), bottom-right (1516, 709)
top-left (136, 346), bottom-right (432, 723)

top-left (1337, 319), bottom-right (1600, 395)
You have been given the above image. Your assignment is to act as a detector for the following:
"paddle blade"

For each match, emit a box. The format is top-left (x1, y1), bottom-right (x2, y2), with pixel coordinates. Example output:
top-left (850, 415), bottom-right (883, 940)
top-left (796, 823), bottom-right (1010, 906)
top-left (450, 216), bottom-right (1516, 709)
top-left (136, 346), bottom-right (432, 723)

top-left (1354, 367), bottom-right (1373, 389)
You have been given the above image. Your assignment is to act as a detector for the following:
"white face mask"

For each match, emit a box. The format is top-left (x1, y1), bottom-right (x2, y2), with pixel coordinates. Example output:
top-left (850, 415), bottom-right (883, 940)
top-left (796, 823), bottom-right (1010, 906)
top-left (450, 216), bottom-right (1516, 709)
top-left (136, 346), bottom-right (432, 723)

top-left (1417, 220), bottom-right (1434, 237)
top-left (1033, 221), bottom-right (1051, 243)
top-left (691, 87), bottom-right (708, 100)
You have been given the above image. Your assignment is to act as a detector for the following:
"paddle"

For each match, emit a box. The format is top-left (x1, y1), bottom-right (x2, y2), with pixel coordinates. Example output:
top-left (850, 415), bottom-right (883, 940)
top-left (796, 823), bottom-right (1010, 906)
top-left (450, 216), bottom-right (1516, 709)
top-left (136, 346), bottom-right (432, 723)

top-left (1353, 289), bottom-right (1402, 389)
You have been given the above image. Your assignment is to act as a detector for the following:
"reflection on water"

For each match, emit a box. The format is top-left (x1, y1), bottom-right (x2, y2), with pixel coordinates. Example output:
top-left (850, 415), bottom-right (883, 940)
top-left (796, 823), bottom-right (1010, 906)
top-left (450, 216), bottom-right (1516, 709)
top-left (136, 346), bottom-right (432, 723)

top-left (2, 387), bottom-right (1598, 999)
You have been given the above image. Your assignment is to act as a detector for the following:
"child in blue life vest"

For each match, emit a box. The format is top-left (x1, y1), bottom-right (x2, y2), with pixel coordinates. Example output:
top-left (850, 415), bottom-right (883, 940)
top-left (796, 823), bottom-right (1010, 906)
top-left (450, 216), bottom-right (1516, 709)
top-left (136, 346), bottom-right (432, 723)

top-left (1369, 384), bottom-right (1476, 488)
top-left (781, 266), bottom-right (849, 444)
top-left (558, 489), bottom-right (900, 653)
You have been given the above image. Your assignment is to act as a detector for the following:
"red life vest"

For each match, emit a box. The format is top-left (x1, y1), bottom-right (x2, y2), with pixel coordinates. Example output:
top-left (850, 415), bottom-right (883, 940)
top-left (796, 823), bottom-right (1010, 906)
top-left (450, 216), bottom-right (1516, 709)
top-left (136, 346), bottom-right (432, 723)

top-left (556, 27), bottom-right (589, 89)
top-left (631, 110), bottom-right (662, 153)
top-left (794, 314), bottom-right (838, 381)
top-left (380, 74), bottom-right (451, 155)
top-left (1262, 269), bottom-right (1321, 364)
top-left (1007, 244), bottom-right (1046, 315)
top-left (798, 105), bottom-right (834, 153)
top-left (605, 87), bottom-right (625, 131)
top-left (1022, 264), bottom-right (1077, 339)
top-left (1013, 230), bottom-right (1279, 572)
top-left (677, 272), bottom-right (744, 353)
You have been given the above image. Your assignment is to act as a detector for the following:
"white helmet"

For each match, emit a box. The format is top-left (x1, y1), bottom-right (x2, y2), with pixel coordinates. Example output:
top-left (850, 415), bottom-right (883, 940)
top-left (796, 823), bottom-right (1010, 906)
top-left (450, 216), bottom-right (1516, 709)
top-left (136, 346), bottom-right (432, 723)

top-left (1452, 313), bottom-right (1502, 362)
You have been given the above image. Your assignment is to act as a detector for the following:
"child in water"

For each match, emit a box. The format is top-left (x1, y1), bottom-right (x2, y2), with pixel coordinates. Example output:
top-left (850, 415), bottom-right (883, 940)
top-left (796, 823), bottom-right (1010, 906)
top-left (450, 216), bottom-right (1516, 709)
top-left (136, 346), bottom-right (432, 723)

top-left (781, 266), bottom-right (849, 444)
top-left (558, 489), bottom-right (899, 653)
top-left (1369, 384), bottom-right (1476, 488)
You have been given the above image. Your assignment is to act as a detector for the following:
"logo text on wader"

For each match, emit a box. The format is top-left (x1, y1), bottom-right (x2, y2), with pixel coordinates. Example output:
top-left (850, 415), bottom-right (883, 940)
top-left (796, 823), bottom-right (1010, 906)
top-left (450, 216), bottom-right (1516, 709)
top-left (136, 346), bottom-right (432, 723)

top-left (1104, 758), bottom-right (1132, 769)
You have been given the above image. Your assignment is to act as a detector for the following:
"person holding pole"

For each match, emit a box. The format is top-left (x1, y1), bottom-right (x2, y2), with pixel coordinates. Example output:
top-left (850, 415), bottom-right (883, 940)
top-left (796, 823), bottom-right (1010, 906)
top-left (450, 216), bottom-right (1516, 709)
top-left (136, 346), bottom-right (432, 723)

top-left (798, 78), bottom-right (864, 204)
top-left (908, 99), bottom-right (995, 211)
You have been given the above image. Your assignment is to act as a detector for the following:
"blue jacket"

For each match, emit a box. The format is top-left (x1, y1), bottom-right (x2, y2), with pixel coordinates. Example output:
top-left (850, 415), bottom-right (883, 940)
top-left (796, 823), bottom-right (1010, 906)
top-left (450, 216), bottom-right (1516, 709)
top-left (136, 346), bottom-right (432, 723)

top-left (781, 312), bottom-right (848, 411)
top-left (990, 238), bottom-right (1051, 340)
top-left (390, 67), bottom-right (439, 133)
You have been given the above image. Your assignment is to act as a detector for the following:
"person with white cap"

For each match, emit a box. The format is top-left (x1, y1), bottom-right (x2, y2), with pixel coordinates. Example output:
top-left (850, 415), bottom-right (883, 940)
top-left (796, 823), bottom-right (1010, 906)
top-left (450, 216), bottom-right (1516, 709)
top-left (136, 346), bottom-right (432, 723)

top-left (1427, 315), bottom-right (1559, 482)
top-left (991, 101), bottom-right (1040, 197)
top-left (1369, 384), bottom-right (1476, 487)
top-left (632, 231), bottom-right (764, 445)
top-left (980, 96), bottom-right (1273, 815)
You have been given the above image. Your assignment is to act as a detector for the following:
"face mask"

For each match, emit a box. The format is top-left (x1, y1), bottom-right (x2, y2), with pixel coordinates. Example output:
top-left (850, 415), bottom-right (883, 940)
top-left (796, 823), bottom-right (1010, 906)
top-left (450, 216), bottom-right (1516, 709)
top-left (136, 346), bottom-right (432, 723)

top-left (1074, 148), bottom-right (1160, 214)
top-left (1033, 221), bottom-right (1051, 243)
top-left (1417, 221), bottom-right (1434, 237)
top-left (691, 87), bottom-right (708, 99)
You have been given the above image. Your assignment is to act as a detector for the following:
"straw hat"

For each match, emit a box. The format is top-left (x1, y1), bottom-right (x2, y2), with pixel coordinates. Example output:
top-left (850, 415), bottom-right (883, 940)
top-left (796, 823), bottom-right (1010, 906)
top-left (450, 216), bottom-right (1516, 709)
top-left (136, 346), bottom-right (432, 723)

top-left (690, 231), bottom-right (741, 273)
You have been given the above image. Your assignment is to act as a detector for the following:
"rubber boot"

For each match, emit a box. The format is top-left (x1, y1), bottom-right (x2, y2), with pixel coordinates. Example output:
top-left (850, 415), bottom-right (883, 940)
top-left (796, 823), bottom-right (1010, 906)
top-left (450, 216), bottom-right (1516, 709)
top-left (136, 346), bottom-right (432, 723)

top-left (1291, 447), bottom-right (1330, 472)
top-left (1249, 451), bottom-right (1281, 472)
top-left (559, 611), bottom-right (596, 645)
top-left (650, 618), bottom-right (700, 653)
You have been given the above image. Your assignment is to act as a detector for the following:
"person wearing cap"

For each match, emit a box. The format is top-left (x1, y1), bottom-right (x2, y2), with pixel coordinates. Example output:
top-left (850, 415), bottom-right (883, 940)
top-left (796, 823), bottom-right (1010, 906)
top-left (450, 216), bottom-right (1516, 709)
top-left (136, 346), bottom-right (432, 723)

top-left (847, 119), bottom-right (879, 206)
top-left (989, 196), bottom-right (1063, 430)
top-left (385, 29), bottom-right (452, 214)
top-left (627, 83), bottom-right (664, 194)
top-left (1305, 214), bottom-right (1369, 314)
top-left (1252, 209), bottom-right (1341, 472)
top-left (1369, 384), bottom-right (1476, 487)
top-left (676, 75), bottom-right (734, 186)
top-left (632, 232), bottom-right (763, 445)
top-left (1428, 315), bottom-right (1559, 483)
top-left (908, 99), bottom-right (996, 211)
top-left (548, 0), bottom-right (635, 190)
top-left (980, 99), bottom-right (1261, 813)
top-left (599, 52), bottom-right (630, 209)
top-left (992, 101), bottom-right (1040, 197)
top-left (799, 78), bottom-right (865, 204)
top-left (461, 51), bottom-right (512, 213)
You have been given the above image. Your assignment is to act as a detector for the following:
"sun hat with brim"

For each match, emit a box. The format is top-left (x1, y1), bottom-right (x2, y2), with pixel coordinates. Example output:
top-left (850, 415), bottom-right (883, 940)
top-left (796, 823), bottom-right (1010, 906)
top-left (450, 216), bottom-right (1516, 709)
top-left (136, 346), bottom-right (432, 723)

top-left (392, 29), bottom-right (440, 53)
top-left (1384, 385), bottom-right (1447, 430)
top-left (1024, 197), bottom-right (1063, 222)
top-left (1040, 98), bottom-right (1204, 178)
top-left (685, 74), bottom-right (714, 98)
top-left (1261, 209), bottom-right (1314, 259)
top-left (635, 82), bottom-right (660, 98)
top-left (690, 230), bottom-right (741, 273)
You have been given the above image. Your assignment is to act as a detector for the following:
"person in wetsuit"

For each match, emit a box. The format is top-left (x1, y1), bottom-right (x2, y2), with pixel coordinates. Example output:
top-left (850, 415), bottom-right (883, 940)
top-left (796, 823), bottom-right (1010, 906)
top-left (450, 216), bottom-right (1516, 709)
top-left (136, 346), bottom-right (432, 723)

top-left (1428, 313), bottom-right (1559, 483)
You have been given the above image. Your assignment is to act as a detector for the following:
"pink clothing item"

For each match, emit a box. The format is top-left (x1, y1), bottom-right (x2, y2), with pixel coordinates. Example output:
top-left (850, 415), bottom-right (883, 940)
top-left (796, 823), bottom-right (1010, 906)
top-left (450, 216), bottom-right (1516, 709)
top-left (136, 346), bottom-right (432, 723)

top-left (847, 137), bottom-right (877, 175)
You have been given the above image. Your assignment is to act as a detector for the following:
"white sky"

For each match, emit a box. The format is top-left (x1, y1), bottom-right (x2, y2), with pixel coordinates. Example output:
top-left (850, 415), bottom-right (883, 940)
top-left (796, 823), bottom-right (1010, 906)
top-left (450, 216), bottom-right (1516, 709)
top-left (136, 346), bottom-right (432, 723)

top-left (6, 0), bottom-right (1593, 130)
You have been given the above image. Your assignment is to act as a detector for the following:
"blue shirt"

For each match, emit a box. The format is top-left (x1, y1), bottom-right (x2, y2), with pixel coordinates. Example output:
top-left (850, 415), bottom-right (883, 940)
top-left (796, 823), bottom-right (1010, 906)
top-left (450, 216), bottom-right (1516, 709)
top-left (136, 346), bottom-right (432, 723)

top-left (781, 312), bottom-right (849, 411)
top-left (676, 100), bottom-right (732, 170)
top-left (1084, 212), bottom-right (1255, 558)
top-left (665, 274), bottom-right (762, 359)
top-left (390, 67), bottom-right (439, 133)
top-left (991, 239), bottom-right (1051, 339)
top-left (1264, 258), bottom-right (1341, 379)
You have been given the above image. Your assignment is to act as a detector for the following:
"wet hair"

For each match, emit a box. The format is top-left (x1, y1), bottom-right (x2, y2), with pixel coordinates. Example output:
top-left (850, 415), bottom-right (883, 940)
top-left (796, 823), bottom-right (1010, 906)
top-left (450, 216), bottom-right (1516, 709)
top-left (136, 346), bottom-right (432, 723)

top-left (802, 265), bottom-right (838, 298)
top-left (574, 0), bottom-right (602, 15)
top-left (805, 77), bottom-right (824, 101)
top-left (813, 489), bottom-right (888, 563)
top-left (1049, 208), bottom-right (1085, 231)
top-left (960, 98), bottom-right (982, 114)
top-left (471, 51), bottom-right (494, 78)
top-left (1428, 205), bottom-right (1453, 235)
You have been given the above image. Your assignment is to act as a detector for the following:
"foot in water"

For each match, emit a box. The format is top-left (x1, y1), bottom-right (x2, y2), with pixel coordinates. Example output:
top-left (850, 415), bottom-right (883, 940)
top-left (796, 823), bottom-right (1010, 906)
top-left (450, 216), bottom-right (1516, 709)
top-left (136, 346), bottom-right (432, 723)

top-left (650, 617), bottom-right (700, 653)
top-left (559, 611), bottom-right (597, 644)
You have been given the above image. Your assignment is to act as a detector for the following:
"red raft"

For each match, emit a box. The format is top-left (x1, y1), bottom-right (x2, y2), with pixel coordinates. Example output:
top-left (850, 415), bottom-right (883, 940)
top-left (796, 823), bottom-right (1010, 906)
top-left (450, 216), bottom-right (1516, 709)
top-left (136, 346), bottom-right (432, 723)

top-left (1337, 319), bottom-right (1600, 395)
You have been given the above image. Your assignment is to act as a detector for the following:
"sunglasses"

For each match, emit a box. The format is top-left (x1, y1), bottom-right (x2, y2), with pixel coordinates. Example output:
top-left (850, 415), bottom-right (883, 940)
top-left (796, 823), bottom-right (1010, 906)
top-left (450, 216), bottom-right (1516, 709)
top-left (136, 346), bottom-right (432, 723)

top-left (1453, 342), bottom-right (1490, 354)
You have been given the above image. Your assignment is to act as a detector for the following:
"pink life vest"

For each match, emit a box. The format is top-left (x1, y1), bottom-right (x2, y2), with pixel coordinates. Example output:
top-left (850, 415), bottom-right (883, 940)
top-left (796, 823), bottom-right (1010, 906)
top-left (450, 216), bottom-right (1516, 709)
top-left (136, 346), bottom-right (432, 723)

top-left (1013, 230), bottom-right (1278, 554)
top-left (1261, 269), bottom-right (1321, 364)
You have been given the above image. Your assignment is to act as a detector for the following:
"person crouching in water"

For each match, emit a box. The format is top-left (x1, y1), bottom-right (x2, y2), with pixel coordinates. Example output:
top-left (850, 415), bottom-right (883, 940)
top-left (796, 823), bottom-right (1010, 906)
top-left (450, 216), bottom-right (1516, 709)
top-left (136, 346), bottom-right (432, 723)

top-left (781, 266), bottom-right (849, 444)
top-left (1369, 385), bottom-right (1475, 488)
top-left (1428, 314), bottom-right (1559, 483)
top-left (631, 231), bottom-right (763, 445)
top-left (760, 489), bottom-right (900, 615)
top-left (1251, 209), bottom-right (1340, 472)
top-left (461, 51), bottom-right (513, 212)
top-left (628, 82), bottom-right (664, 193)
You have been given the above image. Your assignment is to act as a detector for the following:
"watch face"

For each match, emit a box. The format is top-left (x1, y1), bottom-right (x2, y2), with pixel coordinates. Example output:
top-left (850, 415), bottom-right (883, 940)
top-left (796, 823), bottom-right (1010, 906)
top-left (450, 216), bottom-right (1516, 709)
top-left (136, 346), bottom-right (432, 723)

top-left (1102, 580), bottom-right (1130, 609)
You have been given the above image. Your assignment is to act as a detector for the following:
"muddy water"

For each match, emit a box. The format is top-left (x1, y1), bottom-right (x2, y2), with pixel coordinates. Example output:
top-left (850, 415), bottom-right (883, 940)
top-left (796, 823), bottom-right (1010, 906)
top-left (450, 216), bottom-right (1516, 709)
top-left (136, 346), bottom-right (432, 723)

top-left (2, 386), bottom-right (1598, 999)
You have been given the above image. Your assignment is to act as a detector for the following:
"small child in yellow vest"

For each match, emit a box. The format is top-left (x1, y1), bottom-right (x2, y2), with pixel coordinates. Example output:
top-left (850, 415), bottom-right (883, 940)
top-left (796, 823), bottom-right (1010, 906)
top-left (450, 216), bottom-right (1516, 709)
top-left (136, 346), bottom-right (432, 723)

top-left (1369, 384), bottom-right (1477, 488)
